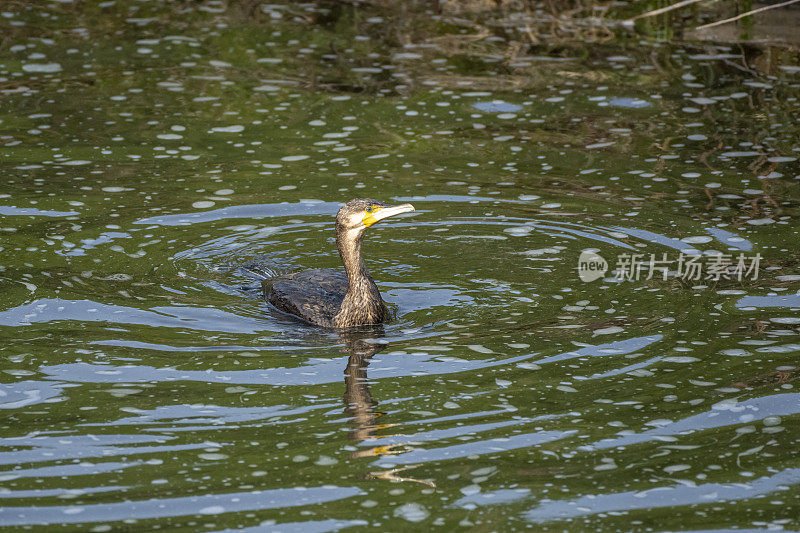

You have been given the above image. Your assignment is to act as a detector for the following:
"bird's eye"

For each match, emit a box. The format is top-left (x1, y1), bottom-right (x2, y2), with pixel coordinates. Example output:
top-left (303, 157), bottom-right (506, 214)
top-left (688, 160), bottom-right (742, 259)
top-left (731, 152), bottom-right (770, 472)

top-left (366, 206), bottom-right (373, 213)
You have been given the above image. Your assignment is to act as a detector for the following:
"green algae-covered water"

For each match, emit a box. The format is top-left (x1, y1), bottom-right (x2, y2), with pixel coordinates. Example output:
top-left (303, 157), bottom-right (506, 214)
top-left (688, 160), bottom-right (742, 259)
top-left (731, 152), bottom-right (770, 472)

top-left (1, 1), bottom-right (799, 531)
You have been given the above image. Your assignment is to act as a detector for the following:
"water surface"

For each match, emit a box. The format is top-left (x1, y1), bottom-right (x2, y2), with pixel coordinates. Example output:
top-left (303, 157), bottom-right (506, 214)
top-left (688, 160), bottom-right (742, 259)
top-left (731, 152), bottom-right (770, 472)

top-left (1, 1), bottom-right (799, 531)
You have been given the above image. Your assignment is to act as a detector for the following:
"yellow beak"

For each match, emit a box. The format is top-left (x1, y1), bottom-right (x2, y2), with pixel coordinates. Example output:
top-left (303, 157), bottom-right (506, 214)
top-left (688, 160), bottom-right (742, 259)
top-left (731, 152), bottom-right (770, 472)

top-left (363, 203), bottom-right (415, 228)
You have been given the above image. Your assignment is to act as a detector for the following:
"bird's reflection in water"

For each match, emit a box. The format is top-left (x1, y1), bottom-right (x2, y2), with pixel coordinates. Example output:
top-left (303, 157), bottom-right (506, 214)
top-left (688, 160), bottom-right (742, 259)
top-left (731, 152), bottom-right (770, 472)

top-left (340, 328), bottom-right (436, 488)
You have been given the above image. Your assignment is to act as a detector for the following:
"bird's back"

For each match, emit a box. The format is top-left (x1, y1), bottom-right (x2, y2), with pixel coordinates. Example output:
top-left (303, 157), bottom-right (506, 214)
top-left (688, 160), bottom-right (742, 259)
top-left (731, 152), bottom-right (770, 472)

top-left (264, 268), bottom-right (348, 327)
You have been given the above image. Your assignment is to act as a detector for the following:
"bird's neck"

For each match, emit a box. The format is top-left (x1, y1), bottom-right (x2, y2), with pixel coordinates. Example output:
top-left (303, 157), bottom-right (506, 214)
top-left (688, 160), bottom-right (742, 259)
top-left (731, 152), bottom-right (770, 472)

top-left (338, 232), bottom-right (374, 292)
top-left (335, 229), bottom-right (386, 326)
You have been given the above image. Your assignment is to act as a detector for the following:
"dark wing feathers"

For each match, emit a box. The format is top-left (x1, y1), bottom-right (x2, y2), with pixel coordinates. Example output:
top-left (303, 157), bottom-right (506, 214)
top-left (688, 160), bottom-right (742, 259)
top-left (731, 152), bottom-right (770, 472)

top-left (264, 269), bottom-right (348, 327)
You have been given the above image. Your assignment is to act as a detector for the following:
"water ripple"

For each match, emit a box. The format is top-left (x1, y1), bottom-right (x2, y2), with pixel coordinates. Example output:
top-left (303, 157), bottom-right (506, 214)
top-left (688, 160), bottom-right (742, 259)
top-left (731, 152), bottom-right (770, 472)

top-left (0, 485), bottom-right (364, 526)
top-left (525, 466), bottom-right (800, 523)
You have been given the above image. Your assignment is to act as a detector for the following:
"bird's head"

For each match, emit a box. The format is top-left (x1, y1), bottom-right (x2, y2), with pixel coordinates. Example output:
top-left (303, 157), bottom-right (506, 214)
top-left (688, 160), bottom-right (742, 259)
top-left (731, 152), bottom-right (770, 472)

top-left (335, 199), bottom-right (415, 238)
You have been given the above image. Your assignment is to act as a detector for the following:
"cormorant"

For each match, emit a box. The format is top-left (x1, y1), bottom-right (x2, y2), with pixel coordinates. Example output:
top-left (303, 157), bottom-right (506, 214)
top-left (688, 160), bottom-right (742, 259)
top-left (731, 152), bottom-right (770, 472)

top-left (264, 199), bottom-right (415, 328)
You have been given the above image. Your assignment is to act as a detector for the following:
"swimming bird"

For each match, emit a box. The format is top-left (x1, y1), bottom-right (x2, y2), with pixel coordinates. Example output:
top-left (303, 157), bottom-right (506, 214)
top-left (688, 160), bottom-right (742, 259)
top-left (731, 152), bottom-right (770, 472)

top-left (264, 199), bottom-right (415, 328)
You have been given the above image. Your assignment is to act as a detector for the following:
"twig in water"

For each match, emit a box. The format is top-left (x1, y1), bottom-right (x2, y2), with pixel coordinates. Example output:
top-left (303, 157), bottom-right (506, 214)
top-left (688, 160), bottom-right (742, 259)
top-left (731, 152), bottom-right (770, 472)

top-left (695, 0), bottom-right (800, 30)
top-left (628, 0), bottom-right (708, 21)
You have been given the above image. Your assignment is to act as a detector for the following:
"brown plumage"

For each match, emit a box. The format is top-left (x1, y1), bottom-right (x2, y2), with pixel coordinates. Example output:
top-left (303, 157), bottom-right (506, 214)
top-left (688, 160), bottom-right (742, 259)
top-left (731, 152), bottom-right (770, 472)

top-left (264, 199), bottom-right (415, 328)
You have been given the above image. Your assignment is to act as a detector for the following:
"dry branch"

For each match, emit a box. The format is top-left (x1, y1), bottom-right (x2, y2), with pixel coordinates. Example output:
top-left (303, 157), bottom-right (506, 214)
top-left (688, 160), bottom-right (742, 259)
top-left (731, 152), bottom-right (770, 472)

top-left (695, 0), bottom-right (800, 29)
top-left (629, 0), bottom-right (708, 21)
